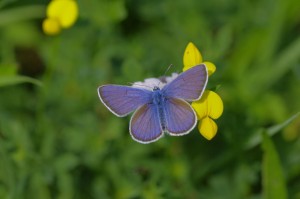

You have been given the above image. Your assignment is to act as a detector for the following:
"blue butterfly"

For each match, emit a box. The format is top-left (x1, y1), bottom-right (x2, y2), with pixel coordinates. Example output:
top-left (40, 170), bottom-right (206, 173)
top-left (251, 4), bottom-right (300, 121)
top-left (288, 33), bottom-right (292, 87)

top-left (98, 64), bottom-right (208, 144)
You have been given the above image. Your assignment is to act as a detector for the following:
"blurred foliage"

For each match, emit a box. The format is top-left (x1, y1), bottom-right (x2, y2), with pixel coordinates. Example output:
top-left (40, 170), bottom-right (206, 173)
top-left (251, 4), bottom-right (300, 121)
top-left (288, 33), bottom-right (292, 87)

top-left (0, 0), bottom-right (300, 198)
top-left (262, 131), bottom-right (288, 199)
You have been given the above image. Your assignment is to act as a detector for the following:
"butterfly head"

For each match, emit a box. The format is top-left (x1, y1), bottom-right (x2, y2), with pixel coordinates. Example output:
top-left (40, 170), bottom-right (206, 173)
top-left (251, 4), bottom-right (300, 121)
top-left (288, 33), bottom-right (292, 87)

top-left (153, 86), bottom-right (160, 91)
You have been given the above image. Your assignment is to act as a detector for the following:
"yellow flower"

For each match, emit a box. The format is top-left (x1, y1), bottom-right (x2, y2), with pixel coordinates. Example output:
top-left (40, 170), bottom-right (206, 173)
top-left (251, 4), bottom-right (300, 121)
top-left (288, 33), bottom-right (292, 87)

top-left (183, 42), bottom-right (216, 76)
top-left (198, 117), bottom-right (217, 140)
top-left (183, 42), bottom-right (223, 140)
top-left (192, 91), bottom-right (223, 140)
top-left (43, 0), bottom-right (78, 35)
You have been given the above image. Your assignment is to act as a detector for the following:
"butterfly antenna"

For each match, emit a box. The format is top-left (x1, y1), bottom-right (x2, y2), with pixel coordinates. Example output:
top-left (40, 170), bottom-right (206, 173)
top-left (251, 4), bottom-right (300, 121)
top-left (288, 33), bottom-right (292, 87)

top-left (164, 64), bottom-right (173, 77)
top-left (158, 64), bottom-right (173, 88)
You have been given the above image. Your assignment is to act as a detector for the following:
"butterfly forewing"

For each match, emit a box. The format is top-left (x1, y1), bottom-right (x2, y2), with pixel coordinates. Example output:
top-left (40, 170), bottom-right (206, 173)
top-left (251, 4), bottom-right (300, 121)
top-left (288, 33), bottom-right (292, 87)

top-left (130, 104), bottom-right (164, 144)
top-left (98, 85), bottom-right (152, 117)
top-left (162, 64), bottom-right (208, 101)
top-left (164, 98), bottom-right (197, 135)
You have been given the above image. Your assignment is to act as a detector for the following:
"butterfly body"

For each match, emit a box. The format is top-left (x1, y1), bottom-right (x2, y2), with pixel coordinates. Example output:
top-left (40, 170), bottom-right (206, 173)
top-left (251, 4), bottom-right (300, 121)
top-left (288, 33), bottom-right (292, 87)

top-left (151, 88), bottom-right (168, 131)
top-left (152, 87), bottom-right (163, 105)
top-left (98, 64), bottom-right (208, 144)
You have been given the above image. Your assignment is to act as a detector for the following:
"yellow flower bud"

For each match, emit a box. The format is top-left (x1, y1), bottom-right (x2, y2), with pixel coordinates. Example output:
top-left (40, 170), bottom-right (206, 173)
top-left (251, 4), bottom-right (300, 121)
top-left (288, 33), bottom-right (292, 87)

top-left (47, 0), bottom-right (78, 28)
top-left (42, 18), bottom-right (61, 35)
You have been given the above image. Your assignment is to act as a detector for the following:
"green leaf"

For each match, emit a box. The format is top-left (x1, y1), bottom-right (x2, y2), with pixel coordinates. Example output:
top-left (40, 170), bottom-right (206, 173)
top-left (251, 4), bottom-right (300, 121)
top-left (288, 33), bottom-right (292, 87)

top-left (262, 132), bottom-right (288, 199)
top-left (245, 112), bottom-right (300, 150)
top-left (0, 65), bottom-right (42, 86)
top-left (0, 75), bottom-right (42, 87)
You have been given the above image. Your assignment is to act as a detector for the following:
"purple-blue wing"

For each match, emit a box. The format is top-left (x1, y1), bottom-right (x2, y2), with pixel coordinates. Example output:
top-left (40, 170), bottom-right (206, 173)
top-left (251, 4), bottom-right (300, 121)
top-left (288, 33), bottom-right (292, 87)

top-left (162, 64), bottom-right (208, 101)
top-left (98, 85), bottom-right (152, 117)
top-left (164, 98), bottom-right (197, 136)
top-left (130, 104), bottom-right (163, 144)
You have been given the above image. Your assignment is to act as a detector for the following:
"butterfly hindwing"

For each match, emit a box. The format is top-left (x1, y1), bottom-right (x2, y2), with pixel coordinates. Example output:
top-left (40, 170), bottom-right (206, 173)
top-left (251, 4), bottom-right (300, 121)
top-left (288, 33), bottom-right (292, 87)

top-left (162, 64), bottom-right (208, 101)
top-left (163, 98), bottom-right (197, 136)
top-left (98, 85), bottom-right (152, 117)
top-left (130, 103), bottom-right (164, 144)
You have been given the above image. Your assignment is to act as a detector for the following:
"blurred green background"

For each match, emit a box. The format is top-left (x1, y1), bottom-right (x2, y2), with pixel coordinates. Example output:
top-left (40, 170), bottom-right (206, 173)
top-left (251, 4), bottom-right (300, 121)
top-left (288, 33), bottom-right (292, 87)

top-left (1, 0), bottom-right (300, 198)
